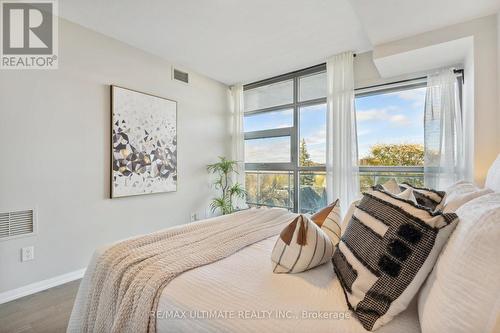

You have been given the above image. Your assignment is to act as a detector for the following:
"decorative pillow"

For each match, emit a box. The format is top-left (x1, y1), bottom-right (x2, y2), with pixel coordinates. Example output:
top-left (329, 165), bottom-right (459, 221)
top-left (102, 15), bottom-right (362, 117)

top-left (332, 187), bottom-right (459, 331)
top-left (341, 188), bottom-right (416, 236)
top-left (311, 199), bottom-right (341, 245)
top-left (374, 184), bottom-right (418, 205)
top-left (272, 214), bottom-right (334, 273)
top-left (399, 183), bottom-right (445, 210)
top-left (418, 193), bottom-right (500, 333)
top-left (395, 187), bottom-right (417, 204)
top-left (381, 178), bottom-right (401, 195)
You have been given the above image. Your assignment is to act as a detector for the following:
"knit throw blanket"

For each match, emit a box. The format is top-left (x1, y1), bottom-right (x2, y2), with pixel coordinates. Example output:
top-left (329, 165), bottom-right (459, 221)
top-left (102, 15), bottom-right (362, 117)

top-left (74, 208), bottom-right (294, 333)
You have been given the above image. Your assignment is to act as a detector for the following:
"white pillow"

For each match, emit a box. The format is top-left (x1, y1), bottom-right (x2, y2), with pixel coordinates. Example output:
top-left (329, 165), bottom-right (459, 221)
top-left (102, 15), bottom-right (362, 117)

top-left (445, 181), bottom-right (482, 200)
top-left (418, 193), bottom-right (500, 333)
top-left (444, 180), bottom-right (476, 200)
top-left (271, 214), bottom-right (334, 273)
top-left (440, 181), bottom-right (492, 212)
top-left (443, 188), bottom-right (493, 213)
top-left (485, 154), bottom-right (500, 192)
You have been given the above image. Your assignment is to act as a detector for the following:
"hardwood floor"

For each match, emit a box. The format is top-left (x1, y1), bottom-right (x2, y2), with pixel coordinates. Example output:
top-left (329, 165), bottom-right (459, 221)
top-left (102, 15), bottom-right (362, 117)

top-left (0, 280), bottom-right (81, 333)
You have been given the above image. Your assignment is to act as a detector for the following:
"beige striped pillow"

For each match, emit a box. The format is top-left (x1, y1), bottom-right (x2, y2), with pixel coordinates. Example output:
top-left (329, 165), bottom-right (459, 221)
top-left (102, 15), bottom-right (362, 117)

top-left (271, 214), bottom-right (334, 273)
top-left (311, 199), bottom-right (342, 246)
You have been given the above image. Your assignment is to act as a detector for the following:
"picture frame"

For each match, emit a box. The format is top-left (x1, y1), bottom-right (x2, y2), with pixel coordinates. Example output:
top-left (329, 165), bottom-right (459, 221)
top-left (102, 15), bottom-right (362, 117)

top-left (110, 85), bottom-right (177, 198)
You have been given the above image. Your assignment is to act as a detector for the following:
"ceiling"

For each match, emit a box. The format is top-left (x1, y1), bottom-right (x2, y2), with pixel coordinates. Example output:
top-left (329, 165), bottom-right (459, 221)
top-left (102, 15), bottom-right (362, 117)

top-left (373, 37), bottom-right (473, 78)
top-left (350, 0), bottom-right (500, 45)
top-left (59, 0), bottom-right (500, 85)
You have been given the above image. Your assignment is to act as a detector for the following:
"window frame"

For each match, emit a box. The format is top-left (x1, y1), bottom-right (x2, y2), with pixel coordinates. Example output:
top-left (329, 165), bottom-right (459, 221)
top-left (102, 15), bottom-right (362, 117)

top-left (355, 74), bottom-right (463, 175)
top-left (244, 64), bottom-right (327, 212)
top-left (244, 65), bottom-right (464, 212)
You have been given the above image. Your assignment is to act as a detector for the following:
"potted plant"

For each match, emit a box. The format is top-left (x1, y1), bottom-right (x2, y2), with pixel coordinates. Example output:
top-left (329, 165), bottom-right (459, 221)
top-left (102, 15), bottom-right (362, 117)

top-left (207, 157), bottom-right (246, 215)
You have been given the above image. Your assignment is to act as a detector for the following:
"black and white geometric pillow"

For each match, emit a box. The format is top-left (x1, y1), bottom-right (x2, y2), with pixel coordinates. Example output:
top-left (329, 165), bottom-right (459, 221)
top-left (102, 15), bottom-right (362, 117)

top-left (332, 187), bottom-right (458, 331)
top-left (399, 183), bottom-right (445, 211)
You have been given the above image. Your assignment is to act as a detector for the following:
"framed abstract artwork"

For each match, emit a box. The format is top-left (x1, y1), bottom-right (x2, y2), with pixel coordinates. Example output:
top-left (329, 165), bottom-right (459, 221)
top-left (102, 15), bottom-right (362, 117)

top-left (111, 85), bottom-right (177, 198)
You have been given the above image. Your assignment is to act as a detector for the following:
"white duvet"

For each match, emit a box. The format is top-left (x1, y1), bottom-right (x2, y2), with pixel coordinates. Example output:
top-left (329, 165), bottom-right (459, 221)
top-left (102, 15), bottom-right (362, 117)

top-left (156, 236), bottom-right (420, 333)
top-left (69, 225), bottom-right (420, 333)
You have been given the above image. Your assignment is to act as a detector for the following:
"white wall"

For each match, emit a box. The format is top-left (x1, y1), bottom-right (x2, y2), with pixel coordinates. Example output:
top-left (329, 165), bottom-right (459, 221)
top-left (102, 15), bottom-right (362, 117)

top-left (354, 15), bottom-right (499, 185)
top-left (498, 12), bottom-right (500, 154)
top-left (0, 19), bottom-right (230, 293)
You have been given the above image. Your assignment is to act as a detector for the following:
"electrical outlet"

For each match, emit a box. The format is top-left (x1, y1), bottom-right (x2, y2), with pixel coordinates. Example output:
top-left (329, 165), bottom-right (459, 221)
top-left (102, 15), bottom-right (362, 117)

top-left (190, 212), bottom-right (197, 222)
top-left (21, 246), bottom-right (34, 262)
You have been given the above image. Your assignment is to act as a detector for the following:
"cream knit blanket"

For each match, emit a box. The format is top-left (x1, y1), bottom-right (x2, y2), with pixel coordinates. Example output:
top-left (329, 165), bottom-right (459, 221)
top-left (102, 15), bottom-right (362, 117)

top-left (73, 208), bottom-right (294, 333)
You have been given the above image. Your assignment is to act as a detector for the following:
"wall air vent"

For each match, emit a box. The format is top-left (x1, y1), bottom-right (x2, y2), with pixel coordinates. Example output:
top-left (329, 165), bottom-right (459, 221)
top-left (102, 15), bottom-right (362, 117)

top-left (172, 68), bottom-right (189, 84)
top-left (0, 209), bottom-right (36, 241)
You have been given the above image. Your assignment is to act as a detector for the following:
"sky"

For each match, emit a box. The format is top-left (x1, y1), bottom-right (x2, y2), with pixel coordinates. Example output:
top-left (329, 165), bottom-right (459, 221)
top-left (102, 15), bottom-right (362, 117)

top-left (356, 87), bottom-right (426, 158)
top-left (244, 86), bottom-right (426, 163)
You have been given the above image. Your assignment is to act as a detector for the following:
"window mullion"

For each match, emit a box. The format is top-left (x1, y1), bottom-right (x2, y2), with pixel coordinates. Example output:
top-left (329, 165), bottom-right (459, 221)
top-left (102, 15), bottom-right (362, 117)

top-left (244, 104), bottom-right (294, 116)
top-left (296, 97), bottom-right (327, 108)
top-left (243, 65), bottom-right (328, 212)
top-left (244, 128), bottom-right (292, 140)
top-left (292, 76), bottom-right (299, 213)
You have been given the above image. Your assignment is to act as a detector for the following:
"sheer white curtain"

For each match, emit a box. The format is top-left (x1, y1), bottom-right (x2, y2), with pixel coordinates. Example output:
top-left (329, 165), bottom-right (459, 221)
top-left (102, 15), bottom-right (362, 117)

top-left (229, 84), bottom-right (246, 209)
top-left (326, 51), bottom-right (359, 215)
top-left (424, 69), bottom-right (465, 190)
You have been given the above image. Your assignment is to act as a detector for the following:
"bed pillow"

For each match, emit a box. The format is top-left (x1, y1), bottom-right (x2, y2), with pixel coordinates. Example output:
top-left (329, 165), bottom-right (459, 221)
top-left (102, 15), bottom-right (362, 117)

top-left (444, 180), bottom-right (475, 197)
top-left (311, 199), bottom-right (341, 245)
top-left (332, 187), bottom-right (458, 331)
top-left (418, 193), bottom-right (500, 333)
top-left (443, 188), bottom-right (493, 213)
top-left (272, 214), bottom-right (334, 273)
top-left (399, 183), bottom-right (445, 210)
top-left (485, 154), bottom-right (500, 192)
top-left (439, 181), bottom-right (493, 212)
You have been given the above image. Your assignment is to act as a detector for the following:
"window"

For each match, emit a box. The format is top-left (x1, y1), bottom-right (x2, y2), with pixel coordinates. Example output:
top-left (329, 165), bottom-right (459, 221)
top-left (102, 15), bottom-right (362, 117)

top-left (245, 171), bottom-right (294, 209)
top-left (355, 84), bottom-right (427, 192)
top-left (244, 80), bottom-right (293, 112)
top-left (244, 65), bottom-right (327, 213)
top-left (245, 136), bottom-right (291, 163)
top-left (299, 104), bottom-right (326, 166)
top-left (244, 68), bottom-right (463, 210)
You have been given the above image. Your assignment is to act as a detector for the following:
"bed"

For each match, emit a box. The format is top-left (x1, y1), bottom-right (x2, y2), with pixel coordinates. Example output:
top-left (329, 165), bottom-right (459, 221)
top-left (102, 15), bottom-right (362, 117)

top-left (155, 236), bottom-right (420, 333)
top-left (68, 155), bottom-right (500, 333)
top-left (68, 208), bottom-right (420, 333)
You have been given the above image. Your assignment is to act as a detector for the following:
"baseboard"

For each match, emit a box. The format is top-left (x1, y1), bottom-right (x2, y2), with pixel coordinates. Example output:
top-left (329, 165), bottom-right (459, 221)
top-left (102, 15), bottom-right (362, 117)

top-left (0, 268), bottom-right (86, 305)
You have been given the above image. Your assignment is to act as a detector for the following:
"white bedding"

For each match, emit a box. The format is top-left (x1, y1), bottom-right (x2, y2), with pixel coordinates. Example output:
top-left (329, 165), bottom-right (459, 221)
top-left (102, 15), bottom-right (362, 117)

top-left (157, 236), bottom-right (420, 333)
top-left (69, 215), bottom-right (421, 333)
